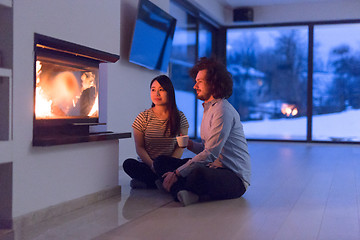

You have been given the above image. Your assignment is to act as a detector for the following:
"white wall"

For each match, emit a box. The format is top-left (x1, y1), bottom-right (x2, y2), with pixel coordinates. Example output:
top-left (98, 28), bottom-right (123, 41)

top-left (192, 0), bottom-right (230, 24)
top-left (11, 0), bottom-right (121, 218)
top-left (225, 0), bottom-right (360, 25)
top-left (107, 0), bottom-right (172, 165)
top-left (10, 0), bottom-right (173, 219)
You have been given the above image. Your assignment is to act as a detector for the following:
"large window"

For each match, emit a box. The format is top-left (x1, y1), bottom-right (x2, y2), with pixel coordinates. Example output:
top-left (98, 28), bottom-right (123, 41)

top-left (169, 1), bottom-right (359, 143)
top-left (170, 1), bottom-right (217, 138)
top-left (227, 21), bottom-right (360, 143)
top-left (170, 2), bottom-right (197, 137)
top-left (313, 23), bottom-right (360, 142)
top-left (227, 26), bottom-right (308, 140)
top-left (196, 22), bottom-right (214, 137)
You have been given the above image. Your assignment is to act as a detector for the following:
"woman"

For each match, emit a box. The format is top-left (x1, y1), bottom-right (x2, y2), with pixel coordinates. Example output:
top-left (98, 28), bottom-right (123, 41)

top-left (123, 75), bottom-right (189, 188)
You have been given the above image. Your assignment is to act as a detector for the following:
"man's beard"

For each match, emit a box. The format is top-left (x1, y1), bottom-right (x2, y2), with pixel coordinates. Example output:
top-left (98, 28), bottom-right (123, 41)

top-left (196, 91), bottom-right (210, 101)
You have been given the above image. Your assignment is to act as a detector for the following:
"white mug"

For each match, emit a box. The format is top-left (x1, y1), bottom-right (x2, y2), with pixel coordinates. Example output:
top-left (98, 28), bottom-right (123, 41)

top-left (176, 135), bottom-right (189, 148)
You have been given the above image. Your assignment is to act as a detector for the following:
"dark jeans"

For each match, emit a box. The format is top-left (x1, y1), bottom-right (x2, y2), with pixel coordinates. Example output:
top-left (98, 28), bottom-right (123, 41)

top-left (153, 155), bottom-right (246, 201)
top-left (122, 158), bottom-right (157, 188)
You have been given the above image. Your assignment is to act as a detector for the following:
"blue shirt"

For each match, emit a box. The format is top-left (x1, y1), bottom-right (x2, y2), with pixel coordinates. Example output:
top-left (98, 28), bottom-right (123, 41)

top-left (178, 98), bottom-right (251, 187)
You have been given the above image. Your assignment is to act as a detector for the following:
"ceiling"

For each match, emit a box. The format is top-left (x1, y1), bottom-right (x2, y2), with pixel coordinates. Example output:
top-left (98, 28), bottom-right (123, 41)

top-left (217, 0), bottom-right (343, 8)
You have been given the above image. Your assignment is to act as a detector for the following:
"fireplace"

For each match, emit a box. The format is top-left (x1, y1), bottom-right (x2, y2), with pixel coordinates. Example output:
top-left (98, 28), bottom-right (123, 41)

top-left (33, 34), bottom-right (130, 146)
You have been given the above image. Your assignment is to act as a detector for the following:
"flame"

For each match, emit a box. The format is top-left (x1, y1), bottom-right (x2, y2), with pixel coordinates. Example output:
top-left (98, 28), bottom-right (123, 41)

top-left (35, 61), bottom-right (53, 118)
top-left (35, 86), bottom-right (53, 117)
top-left (281, 103), bottom-right (298, 117)
top-left (35, 60), bottom-right (98, 118)
top-left (88, 94), bottom-right (98, 117)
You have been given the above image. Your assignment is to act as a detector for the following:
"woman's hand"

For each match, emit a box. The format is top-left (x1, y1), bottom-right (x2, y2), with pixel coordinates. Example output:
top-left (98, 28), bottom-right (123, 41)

top-left (162, 171), bottom-right (178, 192)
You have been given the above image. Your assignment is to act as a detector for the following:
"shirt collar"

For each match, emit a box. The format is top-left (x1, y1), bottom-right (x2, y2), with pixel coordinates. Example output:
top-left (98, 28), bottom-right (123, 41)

top-left (202, 98), bottom-right (222, 110)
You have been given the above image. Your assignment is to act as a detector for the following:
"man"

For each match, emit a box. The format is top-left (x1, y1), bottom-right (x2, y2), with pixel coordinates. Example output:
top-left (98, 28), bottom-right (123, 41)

top-left (153, 57), bottom-right (251, 206)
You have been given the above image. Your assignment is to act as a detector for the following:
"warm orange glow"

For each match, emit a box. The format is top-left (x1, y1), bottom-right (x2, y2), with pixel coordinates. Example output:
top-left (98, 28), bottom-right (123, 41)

top-left (292, 107), bottom-right (298, 116)
top-left (35, 86), bottom-right (53, 117)
top-left (35, 60), bottom-right (98, 119)
top-left (51, 71), bottom-right (80, 114)
top-left (88, 94), bottom-right (98, 117)
top-left (281, 103), bottom-right (298, 117)
top-left (35, 61), bottom-right (53, 118)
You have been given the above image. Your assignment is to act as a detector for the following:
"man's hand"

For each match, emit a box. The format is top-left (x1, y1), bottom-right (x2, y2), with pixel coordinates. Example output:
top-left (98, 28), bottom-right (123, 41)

top-left (187, 139), bottom-right (193, 149)
top-left (162, 171), bottom-right (178, 192)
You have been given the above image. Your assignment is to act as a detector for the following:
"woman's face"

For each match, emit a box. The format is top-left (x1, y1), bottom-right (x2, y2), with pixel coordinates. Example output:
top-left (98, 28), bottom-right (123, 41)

top-left (151, 80), bottom-right (168, 106)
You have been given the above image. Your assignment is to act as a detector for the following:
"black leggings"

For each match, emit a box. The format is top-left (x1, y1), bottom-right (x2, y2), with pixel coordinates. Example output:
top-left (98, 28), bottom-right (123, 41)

top-left (153, 155), bottom-right (246, 201)
top-left (122, 158), bottom-right (158, 188)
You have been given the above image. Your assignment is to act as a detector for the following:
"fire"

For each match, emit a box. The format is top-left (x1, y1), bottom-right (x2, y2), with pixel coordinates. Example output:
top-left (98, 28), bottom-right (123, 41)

top-left (35, 61), bottom-right (53, 117)
top-left (35, 60), bottom-right (98, 118)
top-left (51, 71), bottom-right (80, 115)
top-left (35, 86), bottom-right (53, 117)
top-left (281, 103), bottom-right (298, 117)
top-left (88, 94), bottom-right (98, 117)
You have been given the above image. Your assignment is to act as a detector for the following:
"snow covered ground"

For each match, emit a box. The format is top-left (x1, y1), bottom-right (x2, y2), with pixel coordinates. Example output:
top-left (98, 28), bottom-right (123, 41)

top-left (243, 109), bottom-right (360, 142)
top-left (176, 90), bottom-right (360, 142)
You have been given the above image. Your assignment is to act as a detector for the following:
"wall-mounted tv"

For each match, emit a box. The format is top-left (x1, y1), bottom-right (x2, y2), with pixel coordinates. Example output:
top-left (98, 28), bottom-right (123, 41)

top-left (129, 0), bottom-right (177, 73)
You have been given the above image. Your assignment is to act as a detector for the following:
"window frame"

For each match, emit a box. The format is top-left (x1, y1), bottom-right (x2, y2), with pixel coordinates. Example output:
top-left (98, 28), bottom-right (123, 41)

top-left (170, 0), bottom-right (220, 139)
top-left (226, 19), bottom-right (360, 144)
top-left (170, 1), bottom-right (360, 144)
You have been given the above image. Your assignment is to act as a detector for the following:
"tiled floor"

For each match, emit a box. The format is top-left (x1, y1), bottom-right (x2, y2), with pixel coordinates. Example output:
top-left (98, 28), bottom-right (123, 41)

top-left (13, 171), bottom-right (173, 240)
top-left (12, 142), bottom-right (360, 240)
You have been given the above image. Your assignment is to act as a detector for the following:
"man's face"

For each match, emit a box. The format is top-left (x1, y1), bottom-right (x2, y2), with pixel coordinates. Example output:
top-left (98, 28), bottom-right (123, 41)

top-left (193, 69), bottom-right (212, 102)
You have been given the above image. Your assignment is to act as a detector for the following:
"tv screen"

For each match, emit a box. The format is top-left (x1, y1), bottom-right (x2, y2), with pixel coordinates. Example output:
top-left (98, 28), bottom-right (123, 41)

top-left (129, 0), bottom-right (177, 73)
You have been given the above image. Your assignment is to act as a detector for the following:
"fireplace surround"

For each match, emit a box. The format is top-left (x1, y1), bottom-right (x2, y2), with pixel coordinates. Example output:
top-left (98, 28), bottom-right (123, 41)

top-left (33, 34), bottom-right (130, 146)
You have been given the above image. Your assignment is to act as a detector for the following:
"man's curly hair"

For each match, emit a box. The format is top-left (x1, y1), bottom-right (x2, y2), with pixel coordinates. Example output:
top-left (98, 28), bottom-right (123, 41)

top-left (189, 57), bottom-right (233, 99)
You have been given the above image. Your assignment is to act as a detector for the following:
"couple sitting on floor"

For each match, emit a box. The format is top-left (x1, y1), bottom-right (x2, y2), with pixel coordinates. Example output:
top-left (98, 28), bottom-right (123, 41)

top-left (123, 57), bottom-right (251, 207)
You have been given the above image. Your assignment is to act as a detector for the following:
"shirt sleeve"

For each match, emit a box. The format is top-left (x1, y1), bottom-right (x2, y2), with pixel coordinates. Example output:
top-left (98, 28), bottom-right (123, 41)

top-left (179, 111), bottom-right (189, 130)
top-left (189, 141), bottom-right (204, 154)
top-left (132, 111), bottom-right (146, 133)
top-left (178, 104), bottom-right (233, 177)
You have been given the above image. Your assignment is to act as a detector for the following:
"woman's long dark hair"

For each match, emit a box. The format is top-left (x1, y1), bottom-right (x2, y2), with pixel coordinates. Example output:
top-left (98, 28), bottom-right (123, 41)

top-left (150, 75), bottom-right (180, 137)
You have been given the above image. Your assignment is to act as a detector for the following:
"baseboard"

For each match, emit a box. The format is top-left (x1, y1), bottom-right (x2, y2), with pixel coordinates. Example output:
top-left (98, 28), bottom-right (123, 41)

top-left (0, 229), bottom-right (14, 240)
top-left (0, 219), bottom-right (12, 229)
top-left (13, 186), bottom-right (121, 230)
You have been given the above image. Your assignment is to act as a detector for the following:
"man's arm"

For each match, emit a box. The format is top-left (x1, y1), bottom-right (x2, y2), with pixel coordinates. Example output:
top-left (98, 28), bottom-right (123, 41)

top-left (187, 139), bottom-right (204, 154)
top-left (177, 105), bottom-right (233, 177)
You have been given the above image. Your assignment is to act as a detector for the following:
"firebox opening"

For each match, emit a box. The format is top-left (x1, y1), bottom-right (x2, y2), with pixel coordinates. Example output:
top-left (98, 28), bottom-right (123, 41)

top-left (32, 33), bottom-right (123, 146)
top-left (35, 49), bottom-right (100, 120)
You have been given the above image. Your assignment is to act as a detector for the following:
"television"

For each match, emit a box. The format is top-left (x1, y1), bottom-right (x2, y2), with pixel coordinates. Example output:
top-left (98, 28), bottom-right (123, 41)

top-left (129, 0), bottom-right (177, 73)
